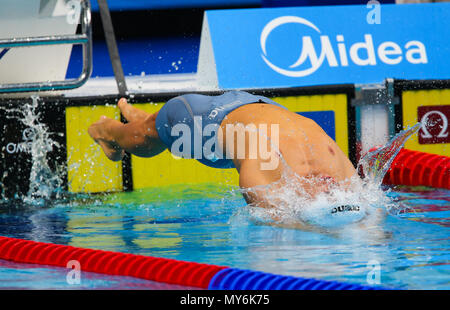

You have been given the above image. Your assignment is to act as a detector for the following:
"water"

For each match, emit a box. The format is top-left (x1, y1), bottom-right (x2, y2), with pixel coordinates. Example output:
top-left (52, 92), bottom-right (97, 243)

top-left (0, 259), bottom-right (196, 290)
top-left (0, 96), bottom-right (64, 205)
top-left (0, 104), bottom-right (448, 289)
top-left (0, 184), bottom-right (448, 289)
top-left (358, 123), bottom-right (421, 185)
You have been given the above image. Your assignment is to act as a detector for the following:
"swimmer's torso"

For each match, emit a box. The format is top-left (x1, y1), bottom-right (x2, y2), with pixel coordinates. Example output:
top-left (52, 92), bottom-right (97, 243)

top-left (220, 103), bottom-right (357, 197)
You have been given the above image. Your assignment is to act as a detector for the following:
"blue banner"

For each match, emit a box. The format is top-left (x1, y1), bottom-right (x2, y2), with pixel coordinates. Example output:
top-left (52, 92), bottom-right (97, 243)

top-left (205, 3), bottom-right (450, 89)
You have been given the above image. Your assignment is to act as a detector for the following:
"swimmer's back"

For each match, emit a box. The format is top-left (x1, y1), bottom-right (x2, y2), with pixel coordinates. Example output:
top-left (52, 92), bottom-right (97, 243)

top-left (222, 103), bottom-right (356, 191)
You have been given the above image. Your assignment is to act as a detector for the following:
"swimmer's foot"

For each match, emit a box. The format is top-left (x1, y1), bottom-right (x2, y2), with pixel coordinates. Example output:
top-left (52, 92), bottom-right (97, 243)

top-left (118, 98), bottom-right (149, 122)
top-left (88, 115), bottom-right (125, 161)
top-left (97, 139), bottom-right (125, 162)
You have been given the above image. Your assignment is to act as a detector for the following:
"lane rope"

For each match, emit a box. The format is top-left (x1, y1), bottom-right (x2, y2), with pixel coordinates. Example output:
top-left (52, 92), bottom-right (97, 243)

top-left (383, 149), bottom-right (450, 189)
top-left (0, 236), bottom-right (389, 290)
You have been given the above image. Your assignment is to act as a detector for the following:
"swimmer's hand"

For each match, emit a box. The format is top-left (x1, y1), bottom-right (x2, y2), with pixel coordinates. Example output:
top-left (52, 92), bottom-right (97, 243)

top-left (88, 115), bottom-right (125, 161)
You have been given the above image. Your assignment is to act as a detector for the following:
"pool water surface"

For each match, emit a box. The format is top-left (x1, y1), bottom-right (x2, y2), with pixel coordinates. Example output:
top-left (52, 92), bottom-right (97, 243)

top-left (0, 184), bottom-right (448, 289)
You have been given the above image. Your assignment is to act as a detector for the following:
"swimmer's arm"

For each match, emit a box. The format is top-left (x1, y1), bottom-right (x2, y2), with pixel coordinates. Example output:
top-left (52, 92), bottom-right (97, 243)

top-left (88, 98), bottom-right (167, 161)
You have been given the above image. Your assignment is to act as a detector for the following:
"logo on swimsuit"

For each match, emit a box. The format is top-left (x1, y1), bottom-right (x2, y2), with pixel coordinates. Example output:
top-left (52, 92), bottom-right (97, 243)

top-left (418, 105), bottom-right (450, 144)
top-left (260, 16), bottom-right (428, 78)
top-left (331, 205), bottom-right (360, 214)
top-left (208, 100), bottom-right (243, 120)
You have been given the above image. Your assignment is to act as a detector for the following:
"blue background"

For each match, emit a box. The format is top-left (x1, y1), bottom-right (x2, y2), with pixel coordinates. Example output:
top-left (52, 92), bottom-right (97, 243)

top-left (66, 38), bottom-right (199, 78)
top-left (297, 111), bottom-right (336, 140)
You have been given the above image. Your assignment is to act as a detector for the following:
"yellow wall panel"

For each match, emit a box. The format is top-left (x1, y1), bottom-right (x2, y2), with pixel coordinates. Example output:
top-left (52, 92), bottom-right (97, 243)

top-left (66, 105), bottom-right (123, 193)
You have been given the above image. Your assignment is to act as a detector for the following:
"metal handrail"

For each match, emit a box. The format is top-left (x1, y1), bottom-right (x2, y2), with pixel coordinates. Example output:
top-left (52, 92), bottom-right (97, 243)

top-left (0, 0), bottom-right (93, 93)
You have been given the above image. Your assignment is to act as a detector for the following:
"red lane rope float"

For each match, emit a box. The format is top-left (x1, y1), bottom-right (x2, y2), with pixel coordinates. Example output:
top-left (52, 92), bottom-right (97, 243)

top-left (383, 149), bottom-right (450, 189)
top-left (0, 236), bottom-right (226, 289)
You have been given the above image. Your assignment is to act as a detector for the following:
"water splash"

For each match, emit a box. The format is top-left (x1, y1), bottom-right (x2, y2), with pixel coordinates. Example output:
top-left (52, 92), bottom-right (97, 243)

top-left (235, 124), bottom-right (421, 230)
top-left (1, 96), bottom-right (64, 206)
top-left (357, 123), bottom-right (421, 185)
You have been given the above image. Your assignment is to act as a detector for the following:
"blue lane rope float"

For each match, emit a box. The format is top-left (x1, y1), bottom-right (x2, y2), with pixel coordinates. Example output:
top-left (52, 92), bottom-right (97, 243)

top-left (208, 268), bottom-right (390, 290)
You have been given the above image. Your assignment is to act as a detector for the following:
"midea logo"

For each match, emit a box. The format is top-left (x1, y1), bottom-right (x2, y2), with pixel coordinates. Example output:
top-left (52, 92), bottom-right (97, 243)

top-left (260, 16), bottom-right (428, 78)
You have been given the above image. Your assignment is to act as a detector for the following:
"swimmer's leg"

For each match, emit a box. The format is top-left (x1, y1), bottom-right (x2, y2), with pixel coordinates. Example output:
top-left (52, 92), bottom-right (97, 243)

top-left (117, 98), bottom-right (150, 123)
top-left (88, 98), bottom-right (167, 161)
top-left (88, 115), bottom-right (125, 161)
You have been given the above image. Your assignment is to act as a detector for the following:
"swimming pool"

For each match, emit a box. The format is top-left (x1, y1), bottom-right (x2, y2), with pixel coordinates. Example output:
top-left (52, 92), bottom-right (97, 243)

top-left (0, 183), bottom-right (448, 290)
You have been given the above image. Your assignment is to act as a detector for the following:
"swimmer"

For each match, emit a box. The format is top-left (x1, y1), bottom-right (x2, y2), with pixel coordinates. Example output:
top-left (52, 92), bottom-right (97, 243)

top-left (88, 91), bottom-right (357, 214)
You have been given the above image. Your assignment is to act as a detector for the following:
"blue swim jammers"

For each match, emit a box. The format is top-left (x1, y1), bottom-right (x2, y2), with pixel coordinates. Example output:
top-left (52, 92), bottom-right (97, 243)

top-left (155, 90), bottom-right (285, 168)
